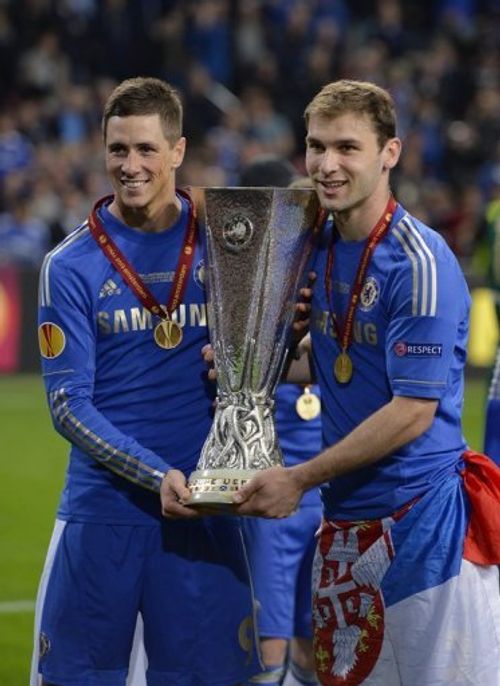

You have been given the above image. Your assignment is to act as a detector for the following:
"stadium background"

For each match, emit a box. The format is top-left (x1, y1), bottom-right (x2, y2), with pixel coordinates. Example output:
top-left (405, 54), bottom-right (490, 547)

top-left (0, 0), bottom-right (498, 683)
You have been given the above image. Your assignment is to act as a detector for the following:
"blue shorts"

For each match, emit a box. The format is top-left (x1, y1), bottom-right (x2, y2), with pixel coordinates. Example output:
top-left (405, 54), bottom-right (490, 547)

top-left (243, 503), bottom-right (321, 640)
top-left (37, 517), bottom-right (259, 686)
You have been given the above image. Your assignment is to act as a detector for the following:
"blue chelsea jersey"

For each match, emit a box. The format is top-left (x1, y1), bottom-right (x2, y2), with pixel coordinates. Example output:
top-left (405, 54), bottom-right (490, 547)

top-left (38, 195), bottom-right (214, 524)
top-left (275, 382), bottom-right (322, 506)
top-left (310, 203), bottom-right (470, 519)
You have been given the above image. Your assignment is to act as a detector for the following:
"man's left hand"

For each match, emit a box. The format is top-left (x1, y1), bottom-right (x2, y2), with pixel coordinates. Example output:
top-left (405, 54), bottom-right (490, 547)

top-left (292, 271), bottom-right (316, 340)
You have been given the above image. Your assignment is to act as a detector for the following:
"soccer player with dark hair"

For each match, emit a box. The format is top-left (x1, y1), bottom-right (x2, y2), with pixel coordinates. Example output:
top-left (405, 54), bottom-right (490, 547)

top-left (229, 80), bottom-right (500, 685)
top-left (31, 76), bottom-right (259, 686)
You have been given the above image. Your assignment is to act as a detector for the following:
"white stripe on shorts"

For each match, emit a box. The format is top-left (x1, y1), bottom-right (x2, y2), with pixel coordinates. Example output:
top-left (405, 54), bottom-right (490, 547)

top-left (30, 519), bottom-right (66, 686)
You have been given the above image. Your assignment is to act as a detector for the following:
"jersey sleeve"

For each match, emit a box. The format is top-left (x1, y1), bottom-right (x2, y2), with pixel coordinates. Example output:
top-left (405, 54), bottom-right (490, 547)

top-left (38, 254), bottom-right (171, 492)
top-left (384, 237), bottom-right (469, 400)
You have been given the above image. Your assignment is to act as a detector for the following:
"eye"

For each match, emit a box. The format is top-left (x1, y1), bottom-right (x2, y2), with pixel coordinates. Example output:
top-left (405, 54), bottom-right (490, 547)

top-left (138, 144), bottom-right (157, 154)
top-left (339, 143), bottom-right (357, 152)
top-left (307, 139), bottom-right (324, 152)
top-left (108, 143), bottom-right (129, 157)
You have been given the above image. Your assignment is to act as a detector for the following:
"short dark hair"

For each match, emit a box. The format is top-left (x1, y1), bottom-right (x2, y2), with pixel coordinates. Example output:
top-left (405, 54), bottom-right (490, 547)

top-left (102, 77), bottom-right (182, 145)
top-left (239, 155), bottom-right (297, 188)
top-left (304, 80), bottom-right (397, 149)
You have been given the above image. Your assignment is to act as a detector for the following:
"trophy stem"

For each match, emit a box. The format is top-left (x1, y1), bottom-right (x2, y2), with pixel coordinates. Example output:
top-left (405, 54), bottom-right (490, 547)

top-left (185, 392), bottom-right (282, 510)
top-left (198, 392), bottom-right (281, 472)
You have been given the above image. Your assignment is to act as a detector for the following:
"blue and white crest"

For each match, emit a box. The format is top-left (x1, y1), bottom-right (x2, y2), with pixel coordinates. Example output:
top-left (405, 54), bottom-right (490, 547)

top-left (194, 259), bottom-right (206, 290)
top-left (360, 276), bottom-right (379, 311)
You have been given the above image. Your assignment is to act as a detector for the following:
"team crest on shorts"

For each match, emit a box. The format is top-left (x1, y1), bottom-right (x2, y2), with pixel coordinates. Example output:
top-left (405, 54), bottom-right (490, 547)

top-left (194, 259), bottom-right (206, 289)
top-left (38, 322), bottom-right (66, 359)
top-left (39, 631), bottom-right (51, 658)
top-left (359, 276), bottom-right (379, 311)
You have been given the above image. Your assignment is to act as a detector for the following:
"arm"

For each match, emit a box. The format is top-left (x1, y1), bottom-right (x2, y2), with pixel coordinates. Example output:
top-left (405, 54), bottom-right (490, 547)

top-left (47, 385), bottom-right (169, 492)
top-left (49, 381), bottom-right (201, 516)
top-left (232, 395), bottom-right (438, 517)
top-left (292, 395), bottom-right (437, 490)
top-left (39, 250), bottom-right (171, 494)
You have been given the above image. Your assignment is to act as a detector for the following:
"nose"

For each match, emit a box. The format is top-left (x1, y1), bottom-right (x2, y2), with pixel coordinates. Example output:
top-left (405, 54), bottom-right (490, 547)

top-left (121, 150), bottom-right (141, 175)
top-left (319, 148), bottom-right (339, 176)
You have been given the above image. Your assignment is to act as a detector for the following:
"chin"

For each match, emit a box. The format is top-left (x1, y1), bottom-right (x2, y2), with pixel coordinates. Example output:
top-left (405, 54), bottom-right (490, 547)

top-left (319, 197), bottom-right (342, 213)
top-left (119, 195), bottom-right (148, 209)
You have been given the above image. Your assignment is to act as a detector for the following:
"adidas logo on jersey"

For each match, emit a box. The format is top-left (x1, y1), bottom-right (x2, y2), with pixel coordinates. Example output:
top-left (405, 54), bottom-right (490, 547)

top-left (98, 279), bottom-right (122, 298)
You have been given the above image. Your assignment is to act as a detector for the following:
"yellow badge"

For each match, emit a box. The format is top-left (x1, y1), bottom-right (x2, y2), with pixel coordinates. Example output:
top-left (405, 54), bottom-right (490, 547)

top-left (334, 351), bottom-right (353, 384)
top-left (296, 386), bottom-right (321, 420)
top-left (38, 322), bottom-right (66, 359)
top-left (154, 319), bottom-right (183, 349)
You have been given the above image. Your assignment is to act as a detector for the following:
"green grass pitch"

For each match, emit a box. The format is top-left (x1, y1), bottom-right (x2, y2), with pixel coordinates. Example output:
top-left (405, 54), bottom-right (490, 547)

top-left (0, 372), bottom-right (490, 685)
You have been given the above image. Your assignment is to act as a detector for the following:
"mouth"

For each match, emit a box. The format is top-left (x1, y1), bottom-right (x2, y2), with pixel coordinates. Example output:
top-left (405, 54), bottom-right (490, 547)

top-left (120, 180), bottom-right (148, 190)
top-left (317, 179), bottom-right (347, 192)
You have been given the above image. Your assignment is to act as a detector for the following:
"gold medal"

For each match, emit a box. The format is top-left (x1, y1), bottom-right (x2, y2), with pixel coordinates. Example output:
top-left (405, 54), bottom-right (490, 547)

top-left (296, 386), bottom-right (321, 421)
top-left (154, 320), bottom-right (183, 349)
top-left (334, 352), bottom-right (353, 384)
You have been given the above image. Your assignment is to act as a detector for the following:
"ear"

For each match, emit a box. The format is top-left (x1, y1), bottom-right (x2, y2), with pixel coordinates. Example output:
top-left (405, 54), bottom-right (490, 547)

top-left (382, 137), bottom-right (402, 171)
top-left (171, 136), bottom-right (186, 169)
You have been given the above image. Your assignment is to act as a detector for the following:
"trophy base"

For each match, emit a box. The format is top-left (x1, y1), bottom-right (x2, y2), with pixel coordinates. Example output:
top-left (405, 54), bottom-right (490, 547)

top-left (186, 468), bottom-right (255, 512)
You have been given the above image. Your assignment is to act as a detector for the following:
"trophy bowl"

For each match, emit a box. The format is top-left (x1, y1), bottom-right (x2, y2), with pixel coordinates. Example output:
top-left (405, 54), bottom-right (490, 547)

top-left (187, 187), bottom-right (321, 511)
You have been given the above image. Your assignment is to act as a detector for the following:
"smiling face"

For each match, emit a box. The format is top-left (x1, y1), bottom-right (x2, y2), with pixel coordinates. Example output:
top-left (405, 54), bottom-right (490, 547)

top-left (105, 113), bottom-right (185, 226)
top-left (305, 111), bottom-right (401, 221)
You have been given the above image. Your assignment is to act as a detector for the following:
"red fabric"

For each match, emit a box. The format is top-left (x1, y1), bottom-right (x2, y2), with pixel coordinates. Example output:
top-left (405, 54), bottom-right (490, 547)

top-left (461, 450), bottom-right (500, 564)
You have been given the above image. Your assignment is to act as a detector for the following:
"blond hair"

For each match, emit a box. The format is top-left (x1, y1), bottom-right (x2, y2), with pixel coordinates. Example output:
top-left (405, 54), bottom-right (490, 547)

top-left (304, 80), bottom-right (397, 149)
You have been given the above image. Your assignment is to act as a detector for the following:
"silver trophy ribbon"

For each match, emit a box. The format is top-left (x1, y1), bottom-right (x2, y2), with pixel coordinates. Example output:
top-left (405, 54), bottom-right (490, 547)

top-left (188, 187), bottom-right (321, 510)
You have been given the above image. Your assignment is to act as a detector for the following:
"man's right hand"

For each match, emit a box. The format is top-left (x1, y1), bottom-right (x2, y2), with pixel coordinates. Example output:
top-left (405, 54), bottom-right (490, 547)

top-left (231, 466), bottom-right (304, 518)
top-left (160, 469), bottom-right (200, 518)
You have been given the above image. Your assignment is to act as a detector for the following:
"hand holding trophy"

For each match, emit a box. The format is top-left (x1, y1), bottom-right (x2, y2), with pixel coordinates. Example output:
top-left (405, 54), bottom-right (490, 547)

top-left (187, 187), bottom-right (322, 512)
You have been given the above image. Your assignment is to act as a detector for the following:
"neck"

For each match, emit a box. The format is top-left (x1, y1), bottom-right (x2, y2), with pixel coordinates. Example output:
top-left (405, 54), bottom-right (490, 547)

top-left (334, 189), bottom-right (392, 241)
top-left (108, 195), bottom-right (182, 233)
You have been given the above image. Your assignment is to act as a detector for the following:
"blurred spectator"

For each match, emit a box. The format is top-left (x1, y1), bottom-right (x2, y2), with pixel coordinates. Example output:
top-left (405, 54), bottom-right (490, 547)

top-left (0, 191), bottom-right (49, 266)
top-left (0, 0), bottom-right (496, 271)
top-left (56, 85), bottom-right (93, 145)
top-left (182, 62), bottom-right (225, 143)
top-left (17, 29), bottom-right (70, 98)
top-left (0, 111), bottom-right (33, 183)
top-left (0, 7), bottom-right (17, 95)
top-left (205, 105), bottom-right (248, 183)
top-left (241, 86), bottom-right (296, 158)
top-left (185, 0), bottom-right (232, 85)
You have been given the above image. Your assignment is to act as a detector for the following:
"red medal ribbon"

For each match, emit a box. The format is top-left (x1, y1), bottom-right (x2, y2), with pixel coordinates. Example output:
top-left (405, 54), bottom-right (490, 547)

top-left (313, 208), bottom-right (328, 237)
top-left (88, 189), bottom-right (198, 320)
top-left (325, 196), bottom-right (397, 353)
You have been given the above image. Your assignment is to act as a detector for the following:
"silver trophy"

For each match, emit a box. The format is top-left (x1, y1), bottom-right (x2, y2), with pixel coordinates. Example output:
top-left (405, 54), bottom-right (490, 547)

top-left (187, 187), bottom-right (320, 510)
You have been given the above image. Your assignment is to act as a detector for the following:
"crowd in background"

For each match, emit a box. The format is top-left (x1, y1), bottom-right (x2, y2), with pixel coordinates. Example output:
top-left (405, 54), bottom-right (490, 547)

top-left (0, 0), bottom-right (499, 273)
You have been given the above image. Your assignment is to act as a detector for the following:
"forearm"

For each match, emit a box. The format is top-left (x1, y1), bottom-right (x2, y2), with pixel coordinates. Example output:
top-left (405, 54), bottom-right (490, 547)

top-left (49, 386), bottom-right (170, 492)
top-left (291, 395), bottom-right (438, 492)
